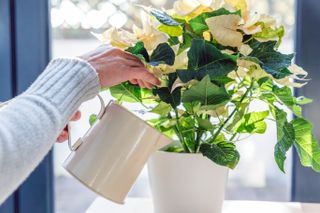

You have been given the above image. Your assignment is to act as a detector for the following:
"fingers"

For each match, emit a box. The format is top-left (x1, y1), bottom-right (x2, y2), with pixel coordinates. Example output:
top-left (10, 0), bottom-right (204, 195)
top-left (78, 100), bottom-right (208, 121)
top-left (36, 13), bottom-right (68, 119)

top-left (127, 67), bottom-right (160, 89)
top-left (131, 78), bottom-right (155, 89)
top-left (139, 80), bottom-right (154, 89)
top-left (137, 79), bottom-right (146, 88)
top-left (130, 79), bottom-right (138, 85)
top-left (71, 111), bottom-right (81, 121)
top-left (85, 45), bottom-right (161, 88)
top-left (56, 111), bottom-right (81, 143)
top-left (57, 129), bottom-right (68, 143)
top-left (131, 68), bottom-right (161, 85)
top-left (144, 82), bottom-right (154, 89)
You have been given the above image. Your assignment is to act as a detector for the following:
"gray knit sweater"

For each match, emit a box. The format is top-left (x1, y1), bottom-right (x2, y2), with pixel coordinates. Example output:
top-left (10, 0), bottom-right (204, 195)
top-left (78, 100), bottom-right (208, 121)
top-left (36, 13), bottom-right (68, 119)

top-left (0, 58), bottom-right (100, 204)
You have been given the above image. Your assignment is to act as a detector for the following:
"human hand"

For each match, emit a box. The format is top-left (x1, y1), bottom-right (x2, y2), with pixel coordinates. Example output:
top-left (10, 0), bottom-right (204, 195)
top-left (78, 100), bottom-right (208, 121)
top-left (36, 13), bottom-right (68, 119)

top-left (80, 45), bottom-right (160, 89)
top-left (56, 111), bottom-right (81, 143)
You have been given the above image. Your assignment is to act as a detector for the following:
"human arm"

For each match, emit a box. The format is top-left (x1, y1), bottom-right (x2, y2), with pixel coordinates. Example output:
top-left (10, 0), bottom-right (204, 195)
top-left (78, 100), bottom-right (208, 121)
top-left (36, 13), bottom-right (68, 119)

top-left (0, 46), bottom-right (159, 203)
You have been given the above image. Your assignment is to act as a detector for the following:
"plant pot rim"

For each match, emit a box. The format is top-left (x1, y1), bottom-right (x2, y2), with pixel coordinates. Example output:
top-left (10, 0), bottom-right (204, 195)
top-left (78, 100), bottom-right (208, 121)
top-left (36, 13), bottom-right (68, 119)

top-left (152, 151), bottom-right (229, 169)
top-left (150, 151), bottom-right (229, 171)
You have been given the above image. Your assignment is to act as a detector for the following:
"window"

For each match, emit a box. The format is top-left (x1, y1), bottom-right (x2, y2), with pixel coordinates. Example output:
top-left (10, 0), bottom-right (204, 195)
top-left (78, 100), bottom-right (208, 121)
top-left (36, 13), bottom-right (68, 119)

top-left (51, 0), bottom-right (296, 212)
top-left (2, 0), bottom-right (320, 213)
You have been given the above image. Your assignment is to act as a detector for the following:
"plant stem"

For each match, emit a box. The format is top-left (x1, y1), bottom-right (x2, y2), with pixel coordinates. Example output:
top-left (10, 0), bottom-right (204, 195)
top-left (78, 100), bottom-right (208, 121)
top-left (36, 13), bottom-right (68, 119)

top-left (167, 113), bottom-right (185, 150)
top-left (174, 109), bottom-right (191, 153)
top-left (243, 36), bottom-right (254, 44)
top-left (231, 134), bottom-right (253, 143)
top-left (266, 118), bottom-right (276, 122)
top-left (229, 133), bottom-right (237, 142)
top-left (195, 130), bottom-right (204, 153)
top-left (211, 80), bottom-right (255, 143)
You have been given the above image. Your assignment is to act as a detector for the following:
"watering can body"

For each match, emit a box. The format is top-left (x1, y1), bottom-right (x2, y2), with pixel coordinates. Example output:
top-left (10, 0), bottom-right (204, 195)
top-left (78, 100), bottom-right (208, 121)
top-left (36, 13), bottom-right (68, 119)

top-left (63, 98), bottom-right (171, 204)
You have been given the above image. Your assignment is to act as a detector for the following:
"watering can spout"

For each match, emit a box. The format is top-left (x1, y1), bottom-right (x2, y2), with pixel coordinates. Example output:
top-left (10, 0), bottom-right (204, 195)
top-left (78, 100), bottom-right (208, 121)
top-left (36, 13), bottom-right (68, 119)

top-left (155, 134), bottom-right (172, 151)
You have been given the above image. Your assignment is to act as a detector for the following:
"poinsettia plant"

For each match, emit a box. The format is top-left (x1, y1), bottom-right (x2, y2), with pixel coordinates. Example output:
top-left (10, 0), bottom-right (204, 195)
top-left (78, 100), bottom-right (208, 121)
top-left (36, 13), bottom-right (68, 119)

top-left (92, 0), bottom-right (320, 172)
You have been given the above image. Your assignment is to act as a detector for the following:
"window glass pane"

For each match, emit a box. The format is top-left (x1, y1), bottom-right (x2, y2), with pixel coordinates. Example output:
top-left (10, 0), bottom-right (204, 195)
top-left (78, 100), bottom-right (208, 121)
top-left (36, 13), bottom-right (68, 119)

top-left (227, 0), bottom-right (295, 201)
top-left (51, 0), bottom-right (295, 212)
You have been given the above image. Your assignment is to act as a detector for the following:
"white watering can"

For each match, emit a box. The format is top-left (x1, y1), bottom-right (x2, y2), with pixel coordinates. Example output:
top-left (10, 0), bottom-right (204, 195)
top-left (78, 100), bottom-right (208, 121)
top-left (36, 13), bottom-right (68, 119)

top-left (63, 95), bottom-right (172, 204)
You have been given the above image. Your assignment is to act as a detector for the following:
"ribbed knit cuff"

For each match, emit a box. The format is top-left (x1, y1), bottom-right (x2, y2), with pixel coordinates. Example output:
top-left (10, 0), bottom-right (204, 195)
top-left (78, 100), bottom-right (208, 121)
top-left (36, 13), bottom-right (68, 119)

top-left (25, 58), bottom-right (100, 119)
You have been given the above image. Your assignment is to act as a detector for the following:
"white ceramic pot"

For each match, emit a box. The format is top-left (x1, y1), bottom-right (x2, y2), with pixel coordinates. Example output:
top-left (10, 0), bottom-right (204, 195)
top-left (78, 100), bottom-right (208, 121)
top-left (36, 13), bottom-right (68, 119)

top-left (148, 151), bottom-right (228, 213)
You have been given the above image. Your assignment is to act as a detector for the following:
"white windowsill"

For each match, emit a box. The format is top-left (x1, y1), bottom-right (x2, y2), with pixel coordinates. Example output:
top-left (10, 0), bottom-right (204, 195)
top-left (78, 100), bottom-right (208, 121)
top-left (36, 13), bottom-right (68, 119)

top-left (86, 197), bottom-right (320, 213)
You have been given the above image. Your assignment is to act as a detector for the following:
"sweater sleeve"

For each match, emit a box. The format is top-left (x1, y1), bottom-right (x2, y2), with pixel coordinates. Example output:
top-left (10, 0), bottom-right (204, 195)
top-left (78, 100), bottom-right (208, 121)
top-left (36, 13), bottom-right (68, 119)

top-left (0, 58), bottom-right (100, 204)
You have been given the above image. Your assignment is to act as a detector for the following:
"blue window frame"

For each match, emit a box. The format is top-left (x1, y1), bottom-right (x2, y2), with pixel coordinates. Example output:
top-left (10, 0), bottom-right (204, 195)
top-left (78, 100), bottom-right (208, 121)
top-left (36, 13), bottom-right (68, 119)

top-left (292, 0), bottom-right (320, 202)
top-left (1, 0), bottom-right (320, 212)
top-left (0, 0), bottom-right (54, 212)
top-left (0, 0), bottom-right (17, 211)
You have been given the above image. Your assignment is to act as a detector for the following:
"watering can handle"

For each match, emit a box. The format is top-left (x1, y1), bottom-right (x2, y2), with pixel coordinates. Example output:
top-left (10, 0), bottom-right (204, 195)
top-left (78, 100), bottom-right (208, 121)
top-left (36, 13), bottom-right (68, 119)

top-left (67, 94), bottom-right (109, 151)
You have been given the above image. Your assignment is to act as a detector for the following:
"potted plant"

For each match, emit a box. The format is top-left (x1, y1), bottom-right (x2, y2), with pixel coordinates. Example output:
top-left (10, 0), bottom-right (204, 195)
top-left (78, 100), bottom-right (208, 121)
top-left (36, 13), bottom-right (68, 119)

top-left (92, 0), bottom-right (320, 212)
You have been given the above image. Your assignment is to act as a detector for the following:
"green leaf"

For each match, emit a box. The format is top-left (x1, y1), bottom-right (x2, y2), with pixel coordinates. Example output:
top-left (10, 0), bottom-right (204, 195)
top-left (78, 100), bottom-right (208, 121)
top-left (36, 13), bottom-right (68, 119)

top-left (260, 93), bottom-right (276, 104)
top-left (150, 8), bottom-right (180, 26)
top-left (273, 86), bottom-right (302, 117)
top-left (126, 42), bottom-right (150, 62)
top-left (211, 76), bottom-right (234, 86)
top-left (153, 74), bottom-right (181, 108)
top-left (89, 114), bottom-right (97, 126)
top-left (200, 142), bottom-right (240, 169)
top-left (188, 39), bottom-right (236, 72)
top-left (148, 116), bottom-right (169, 126)
top-left (148, 117), bottom-right (176, 129)
top-left (150, 102), bottom-right (172, 116)
top-left (178, 32), bottom-right (193, 54)
top-left (182, 75), bottom-right (230, 106)
top-left (240, 56), bottom-right (262, 64)
top-left (165, 145), bottom-right (184, 153)
top-left (196, 117), bottom-right (214, 130)
top-left (158, 25), bottom-right (183, 37)
top-left (291, 118), bottom-right (320, 172)
top-left (168, 36), bottom-right (180, 45)
top-left (274, 108), bottom-right (294, 172)
top-left (296, 96), bottom-right (313, 105)
top-left (176, 69), bottom-right (197, 82)
top-left (150, 43), bottom-right (175, 66)
top-left (110, 82), bottom-right (150, 103)
top-left (148, 117), bottom-right (176, 138)
top-left (254, 25), bottom-right (285, 47)
top-left (179, 116), bottom-right (197, 151)
top-left (226, 103), bottom-right (249, 132)
top-left (235, 111), bottom-right (269, 134)
top-left (258, 77), bottom-right (273, 92)
top-left (183, 101), bottom-right (201, 114)
top-left (153, 88), bottom-right (181, 108)
top-left (213, 133), bottom-right (227, 144)
top-left (249, 40), bottom-right (294, 79)
top-left (199, 102), bottom-right (227, 111)
top-left (189, 8), bottom-right (240, 34)
top-left (177, 39), bottom-right (236, 82)
top-left (180, 116), bottom-right (196, 130)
